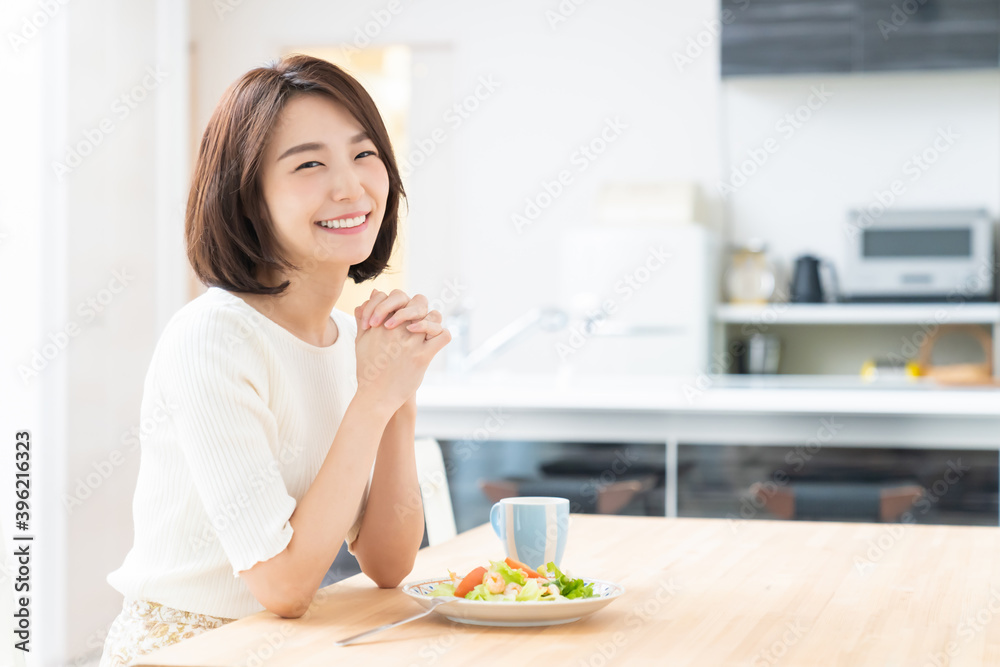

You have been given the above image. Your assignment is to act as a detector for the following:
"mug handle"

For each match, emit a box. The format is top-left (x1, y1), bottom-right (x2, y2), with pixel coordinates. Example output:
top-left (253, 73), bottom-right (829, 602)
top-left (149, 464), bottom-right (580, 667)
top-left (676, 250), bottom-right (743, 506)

top-left (489, 502), bottom-right (504, 541)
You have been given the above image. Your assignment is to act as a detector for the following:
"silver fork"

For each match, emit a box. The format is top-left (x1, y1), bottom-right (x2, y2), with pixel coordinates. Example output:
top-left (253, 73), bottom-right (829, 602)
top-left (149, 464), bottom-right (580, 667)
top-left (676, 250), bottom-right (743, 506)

top-left (335, 597), bottom-right (457, 646)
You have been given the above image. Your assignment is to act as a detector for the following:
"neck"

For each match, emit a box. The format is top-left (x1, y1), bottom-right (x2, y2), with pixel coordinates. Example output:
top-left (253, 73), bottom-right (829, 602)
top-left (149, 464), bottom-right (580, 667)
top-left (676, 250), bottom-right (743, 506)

top-left (249, 264), bottom-right (350, 346)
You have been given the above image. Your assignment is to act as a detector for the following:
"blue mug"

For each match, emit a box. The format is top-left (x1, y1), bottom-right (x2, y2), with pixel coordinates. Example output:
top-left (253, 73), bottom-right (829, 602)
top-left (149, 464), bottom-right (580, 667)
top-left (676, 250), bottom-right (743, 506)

top-left (489, 496), bottom-right (570, 571)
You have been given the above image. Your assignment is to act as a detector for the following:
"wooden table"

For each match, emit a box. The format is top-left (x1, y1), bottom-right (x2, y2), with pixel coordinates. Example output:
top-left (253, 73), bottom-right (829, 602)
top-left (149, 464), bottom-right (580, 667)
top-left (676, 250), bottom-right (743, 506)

top-left (138, 515), bottom-right (1000, 666)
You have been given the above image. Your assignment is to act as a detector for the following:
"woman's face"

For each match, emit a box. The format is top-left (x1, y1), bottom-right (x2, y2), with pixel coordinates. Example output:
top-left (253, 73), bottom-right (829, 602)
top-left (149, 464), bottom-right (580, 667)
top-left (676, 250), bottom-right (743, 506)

top-left (259, 93), bottom-right (390, 275)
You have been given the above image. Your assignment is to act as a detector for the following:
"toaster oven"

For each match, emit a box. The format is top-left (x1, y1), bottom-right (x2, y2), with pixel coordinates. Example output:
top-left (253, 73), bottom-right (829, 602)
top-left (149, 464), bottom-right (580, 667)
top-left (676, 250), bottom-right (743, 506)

top-left (841, 209), bottom-right (995, 302)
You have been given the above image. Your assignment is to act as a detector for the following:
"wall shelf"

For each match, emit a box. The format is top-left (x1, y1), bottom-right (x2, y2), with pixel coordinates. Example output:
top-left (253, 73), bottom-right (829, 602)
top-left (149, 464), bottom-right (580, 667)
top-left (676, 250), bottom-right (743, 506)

top-left (715, 303), bottom-right (1000, 326)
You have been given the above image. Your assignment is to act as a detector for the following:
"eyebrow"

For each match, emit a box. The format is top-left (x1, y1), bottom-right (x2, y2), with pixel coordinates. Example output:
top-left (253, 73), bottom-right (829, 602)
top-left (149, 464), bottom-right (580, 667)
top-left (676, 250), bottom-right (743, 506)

top-left (276, 132), bottom-right (370, 162)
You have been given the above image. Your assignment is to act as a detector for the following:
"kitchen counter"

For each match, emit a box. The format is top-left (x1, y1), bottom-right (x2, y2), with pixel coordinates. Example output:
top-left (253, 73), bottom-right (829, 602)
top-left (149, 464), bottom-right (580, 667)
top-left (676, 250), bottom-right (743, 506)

top-left (136, 515), bottom-right (1000, 667)
top-left (416, 371), bottom-right (1000, 416)
top-left (415, 372), bottom-right (1000, 519)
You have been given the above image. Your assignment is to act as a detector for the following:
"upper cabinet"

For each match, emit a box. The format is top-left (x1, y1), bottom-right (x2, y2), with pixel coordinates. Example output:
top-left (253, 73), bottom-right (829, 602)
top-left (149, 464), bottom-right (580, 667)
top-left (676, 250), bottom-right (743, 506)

top-left (720, 0), bottom-right (1000, 77)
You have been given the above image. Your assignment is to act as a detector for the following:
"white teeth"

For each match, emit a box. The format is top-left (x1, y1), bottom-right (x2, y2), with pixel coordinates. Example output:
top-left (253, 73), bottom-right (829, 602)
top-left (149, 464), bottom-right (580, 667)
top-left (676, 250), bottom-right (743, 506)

top-left (317, 214), bottom-right (366, 229)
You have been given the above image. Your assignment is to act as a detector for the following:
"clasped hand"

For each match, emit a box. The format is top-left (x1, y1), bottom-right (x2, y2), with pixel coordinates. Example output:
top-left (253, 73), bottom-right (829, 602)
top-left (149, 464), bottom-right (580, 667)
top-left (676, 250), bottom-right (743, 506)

top-left (355, 288), bottom-right (447, 340)
top-left (353, 289), bottom-right (451, 413)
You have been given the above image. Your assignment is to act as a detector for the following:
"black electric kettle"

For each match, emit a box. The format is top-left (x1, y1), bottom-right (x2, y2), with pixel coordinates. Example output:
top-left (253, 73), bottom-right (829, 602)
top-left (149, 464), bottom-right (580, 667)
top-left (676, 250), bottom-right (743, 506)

top-left (790, 255), bottom-right (839, 303)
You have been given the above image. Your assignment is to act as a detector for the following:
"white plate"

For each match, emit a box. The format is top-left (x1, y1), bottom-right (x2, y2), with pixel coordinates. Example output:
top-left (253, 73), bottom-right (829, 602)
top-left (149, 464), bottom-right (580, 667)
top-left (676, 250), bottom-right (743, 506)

top-left (402, 577), bottom-right (625, 627)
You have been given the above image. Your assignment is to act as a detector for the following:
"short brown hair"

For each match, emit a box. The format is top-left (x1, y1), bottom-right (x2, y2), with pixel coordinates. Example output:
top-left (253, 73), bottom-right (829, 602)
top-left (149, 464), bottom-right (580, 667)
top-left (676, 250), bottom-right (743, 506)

top-left (185, 54), bottom-right (405, 295)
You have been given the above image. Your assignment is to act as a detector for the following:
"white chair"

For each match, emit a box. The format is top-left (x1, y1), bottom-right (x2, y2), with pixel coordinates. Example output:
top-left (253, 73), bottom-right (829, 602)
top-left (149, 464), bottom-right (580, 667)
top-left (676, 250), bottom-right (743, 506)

top-left (414, 438), bottom-right (457, 546)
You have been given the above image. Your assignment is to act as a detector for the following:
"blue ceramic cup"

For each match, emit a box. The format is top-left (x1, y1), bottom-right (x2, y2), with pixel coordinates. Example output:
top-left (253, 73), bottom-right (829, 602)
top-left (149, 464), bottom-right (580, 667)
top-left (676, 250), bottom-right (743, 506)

top-left (489, 496), bottom-right (570, 571)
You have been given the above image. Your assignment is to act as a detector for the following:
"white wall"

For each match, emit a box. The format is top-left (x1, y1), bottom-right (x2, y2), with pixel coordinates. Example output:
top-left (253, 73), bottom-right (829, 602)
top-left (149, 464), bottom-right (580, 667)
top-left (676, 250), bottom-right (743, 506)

top-left (0, 1), bottom-right (54, 665)
top-left (721, 69), bottom-right (1000, 283)
top-left (62, 1), bottom-right (191, 659)
top-left (0, 0), bottom-right (189, 664)
top-left (190, 0), bottom-right (726, 375)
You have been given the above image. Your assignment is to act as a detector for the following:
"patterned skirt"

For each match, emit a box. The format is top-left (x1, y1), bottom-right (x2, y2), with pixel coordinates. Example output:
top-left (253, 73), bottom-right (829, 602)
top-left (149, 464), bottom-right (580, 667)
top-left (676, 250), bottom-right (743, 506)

top-left (98, 599), bottom-right (236, 667)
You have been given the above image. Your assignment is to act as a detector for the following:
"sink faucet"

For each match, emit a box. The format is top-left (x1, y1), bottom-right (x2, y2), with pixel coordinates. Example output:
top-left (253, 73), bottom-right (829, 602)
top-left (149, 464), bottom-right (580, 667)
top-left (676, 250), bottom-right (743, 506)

top-left (445, 303), bottom-right (569, 373)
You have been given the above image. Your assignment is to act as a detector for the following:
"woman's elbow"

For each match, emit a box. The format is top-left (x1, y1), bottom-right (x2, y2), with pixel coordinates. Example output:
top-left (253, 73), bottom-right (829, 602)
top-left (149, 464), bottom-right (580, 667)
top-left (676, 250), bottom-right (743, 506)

top-left (371, 573), bottom-right (405, 589)
top-left (240, 555), bottom-right (317, 619)
top-left (363, 556), bottom-right (415, 589)
top-left (266, 593), bottom-right (312, 619)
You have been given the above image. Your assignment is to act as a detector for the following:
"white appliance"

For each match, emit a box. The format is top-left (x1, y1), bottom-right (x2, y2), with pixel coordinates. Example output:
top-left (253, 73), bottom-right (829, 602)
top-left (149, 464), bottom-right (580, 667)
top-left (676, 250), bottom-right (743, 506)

top-left (557, 224), bottom-right (719, 376)
top-left (842, 209), bottom-right (994, 302)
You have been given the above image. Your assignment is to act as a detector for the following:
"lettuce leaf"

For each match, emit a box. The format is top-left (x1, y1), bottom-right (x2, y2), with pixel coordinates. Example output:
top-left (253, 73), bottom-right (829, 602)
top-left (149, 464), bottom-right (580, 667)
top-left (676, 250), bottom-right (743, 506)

top-left (465, 583), bottom-right (506, 601)
top-left (544, 561), bottom-right (596, 600)
top-left (490, 560), bottom-right (528, 586)
top-left (515, 580), bottom-right (546, 601)
top-left (429, 582), bottom-right (456, 597)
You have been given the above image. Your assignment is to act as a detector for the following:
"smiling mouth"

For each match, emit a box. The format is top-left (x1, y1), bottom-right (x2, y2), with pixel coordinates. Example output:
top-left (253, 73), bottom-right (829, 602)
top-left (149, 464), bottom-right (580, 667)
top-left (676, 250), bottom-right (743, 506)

top-left (316, 214), bottom-right (367, 229)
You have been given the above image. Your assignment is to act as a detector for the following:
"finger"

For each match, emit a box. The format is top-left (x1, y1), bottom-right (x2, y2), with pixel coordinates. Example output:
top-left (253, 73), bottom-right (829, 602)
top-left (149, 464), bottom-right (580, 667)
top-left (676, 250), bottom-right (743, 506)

top-left (403, 311), bottom-right (443, 331)
top-left (405, 319), bottom-right (445, 339)
top-left (384, 297), bottom-right (431, 329)
top-left (425, 327), bottom-right (452, 353)
top-left (370, 289), bottom-right (419, 328)
top-left (360, 290), bottom-right (388, 330)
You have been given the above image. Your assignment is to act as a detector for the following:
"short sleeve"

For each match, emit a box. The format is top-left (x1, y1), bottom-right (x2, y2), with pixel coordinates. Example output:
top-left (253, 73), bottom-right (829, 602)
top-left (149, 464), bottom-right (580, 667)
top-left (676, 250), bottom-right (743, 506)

top-left (157, 305), bottom-right (296, 576)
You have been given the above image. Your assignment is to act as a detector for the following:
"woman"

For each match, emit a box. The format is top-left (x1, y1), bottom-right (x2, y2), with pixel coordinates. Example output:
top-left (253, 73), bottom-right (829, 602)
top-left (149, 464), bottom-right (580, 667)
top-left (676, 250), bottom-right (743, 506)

top-left (99, 54), bottom-right (450, 666)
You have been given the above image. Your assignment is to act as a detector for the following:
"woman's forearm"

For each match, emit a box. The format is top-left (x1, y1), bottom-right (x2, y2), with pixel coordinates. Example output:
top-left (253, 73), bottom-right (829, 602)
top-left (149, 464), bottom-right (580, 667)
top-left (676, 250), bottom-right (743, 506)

top-left (240, 392), bottom-right (394, 617)
top-left (351, 398), bottom-right (425, 587)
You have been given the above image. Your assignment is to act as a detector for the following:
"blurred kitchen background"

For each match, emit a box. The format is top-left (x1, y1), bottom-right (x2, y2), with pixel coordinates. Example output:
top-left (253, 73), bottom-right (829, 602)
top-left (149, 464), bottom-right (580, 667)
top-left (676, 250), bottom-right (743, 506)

top-left (2, 0), bottom-right (1000, 665)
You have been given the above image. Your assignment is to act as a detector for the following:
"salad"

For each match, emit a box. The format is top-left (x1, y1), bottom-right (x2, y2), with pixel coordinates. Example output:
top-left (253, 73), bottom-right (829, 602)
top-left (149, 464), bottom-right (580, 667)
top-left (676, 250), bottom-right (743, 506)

top-left (428, 558), bottom-right (596, 602)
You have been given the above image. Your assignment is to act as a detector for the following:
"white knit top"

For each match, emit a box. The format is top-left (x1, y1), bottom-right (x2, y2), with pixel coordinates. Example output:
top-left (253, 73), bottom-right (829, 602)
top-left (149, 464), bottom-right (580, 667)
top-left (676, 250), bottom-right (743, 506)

top-left (107, 286), bottom-right (369, 619)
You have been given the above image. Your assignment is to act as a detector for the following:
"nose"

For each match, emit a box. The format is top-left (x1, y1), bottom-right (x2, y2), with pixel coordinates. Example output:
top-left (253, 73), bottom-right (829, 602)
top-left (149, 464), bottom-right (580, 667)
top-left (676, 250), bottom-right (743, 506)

top-left (329, 163), bottom-right (364, 202)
